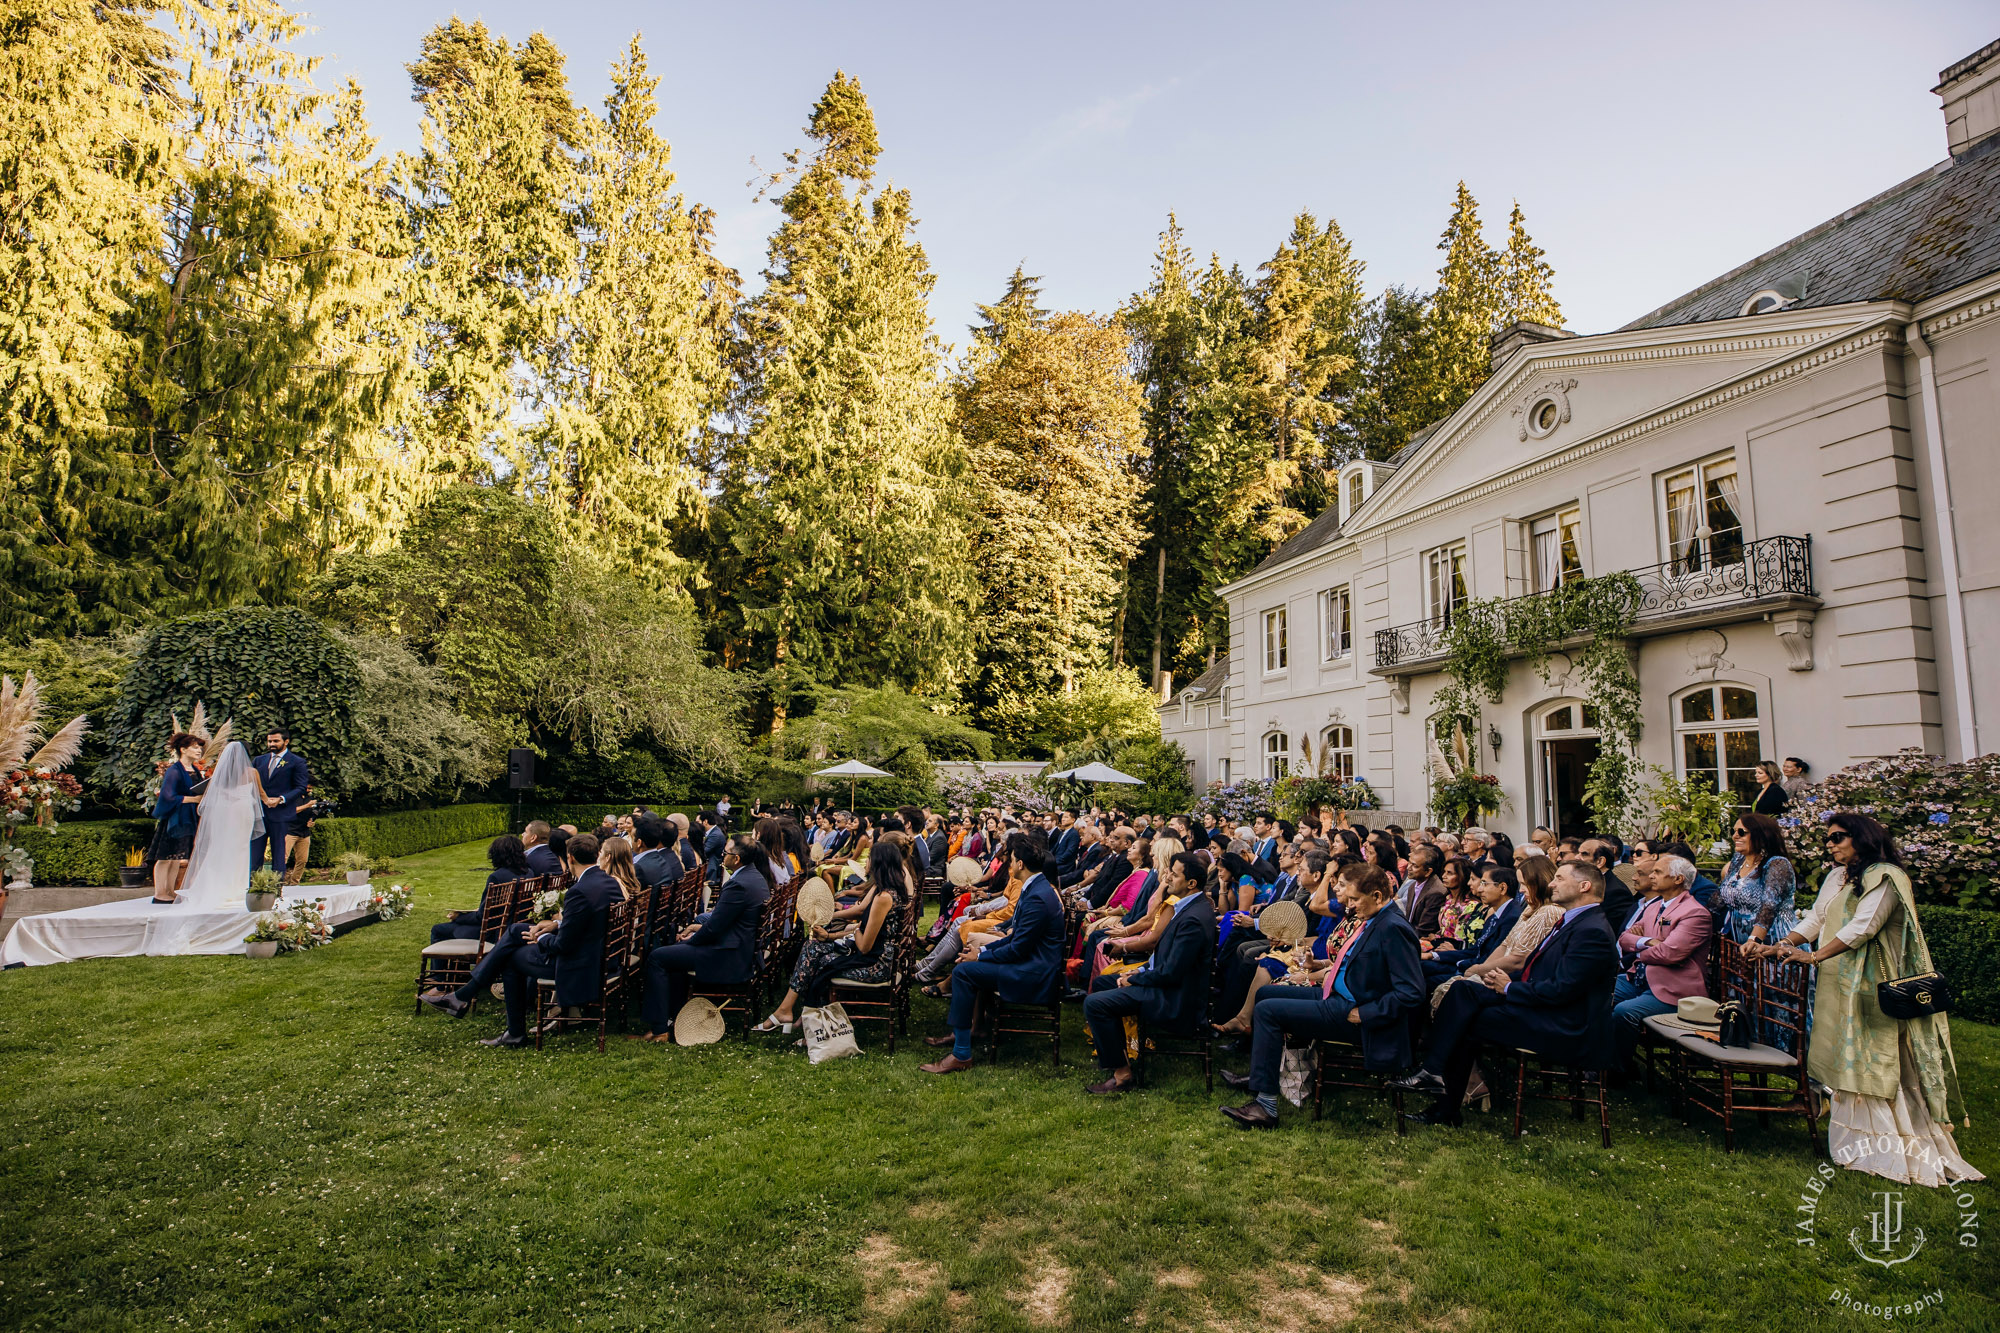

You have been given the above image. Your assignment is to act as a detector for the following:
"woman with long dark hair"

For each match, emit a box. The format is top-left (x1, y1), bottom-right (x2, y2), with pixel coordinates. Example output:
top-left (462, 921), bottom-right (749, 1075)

top-left (432, 836), bottom-right (532, 942)
top-left (1750, 813), bottom-right (1980, 1185)
top-left (756, 839), bottom-right (910, 1033)
top-left (1717, 811), bottom-right (1797, 945)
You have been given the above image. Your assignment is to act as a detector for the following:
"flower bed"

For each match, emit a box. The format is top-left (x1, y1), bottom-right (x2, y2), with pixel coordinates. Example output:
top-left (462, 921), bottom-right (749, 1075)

top-left (1780, 750), bottom-right (2000, 909)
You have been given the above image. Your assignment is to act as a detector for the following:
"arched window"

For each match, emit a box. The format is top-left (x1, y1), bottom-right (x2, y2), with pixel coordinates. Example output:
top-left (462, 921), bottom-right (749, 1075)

top-left (1264, 731), bottom-right (1291, 781)
top-left (1321, 725), bottom-right (1356, 781)
top-left (1674, 683), bottom-right (1764, 810)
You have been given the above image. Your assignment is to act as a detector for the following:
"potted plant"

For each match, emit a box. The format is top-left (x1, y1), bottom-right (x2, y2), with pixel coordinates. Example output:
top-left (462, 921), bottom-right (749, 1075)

top-left (119, 846), bottom-right (150, 890)
top-left (336, 850), bottom-right (373, 886)
top-left (243, 914), bottom-right (281, 959)
top-left (246, 866), bottom-right (282, 912)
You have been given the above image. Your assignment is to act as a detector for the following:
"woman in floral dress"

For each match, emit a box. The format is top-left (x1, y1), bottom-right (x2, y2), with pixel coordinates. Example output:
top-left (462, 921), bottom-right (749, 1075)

top-left (1717, 812), bottom-right (1798, 946)
top-left (756, 841), bottom-right (909, 1030)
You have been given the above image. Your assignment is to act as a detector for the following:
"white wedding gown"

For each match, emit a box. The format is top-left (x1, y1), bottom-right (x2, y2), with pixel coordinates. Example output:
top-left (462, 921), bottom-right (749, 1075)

top-left (177, 742), bottom-right (265, 908)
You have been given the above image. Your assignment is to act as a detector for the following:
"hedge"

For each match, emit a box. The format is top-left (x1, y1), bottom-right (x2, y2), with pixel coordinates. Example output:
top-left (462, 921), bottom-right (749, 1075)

top-left (1924, 905), bottom-right (2000, 1026)
top-left (306, 805), bottom-right (511, 865)
top-left (14, 820), bottom-right (156, 886)
top-left (520, 802), bottom-right (702, 829)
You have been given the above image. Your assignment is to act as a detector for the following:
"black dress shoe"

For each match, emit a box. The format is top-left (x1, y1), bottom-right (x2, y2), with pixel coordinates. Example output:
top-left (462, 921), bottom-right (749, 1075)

top-left (1389, 1068), bottom-right (1447, 1095)
top-left (1062, 988), bottom-right (1088, 1004)
top-left (479, 1032), bottom-right (528, 1047)
top-left (1220, 1100), bottom-right (1280, 1130)
top-left (1220, 1068), bottom-right (1251, 1090)
top-left (1411, 1102), bottom-right (1464, 1128)
top-left (419, 990), bottom-right (468, 1018)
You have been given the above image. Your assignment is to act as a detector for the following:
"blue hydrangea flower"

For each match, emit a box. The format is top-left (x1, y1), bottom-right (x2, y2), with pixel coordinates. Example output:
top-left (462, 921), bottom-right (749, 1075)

top-left (1928, 811), bottom-right (1950, 826)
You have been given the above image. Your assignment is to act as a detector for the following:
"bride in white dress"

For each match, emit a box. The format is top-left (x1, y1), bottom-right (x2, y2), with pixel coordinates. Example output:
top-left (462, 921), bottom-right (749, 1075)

top-left (176, 742), bottom-right (270, 908)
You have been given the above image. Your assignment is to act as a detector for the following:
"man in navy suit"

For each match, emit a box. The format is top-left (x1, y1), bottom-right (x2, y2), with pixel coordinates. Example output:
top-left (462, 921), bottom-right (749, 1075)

top-left (1392, 860), bottom-right (1620, 1126)
top-left (1051, 811), bottom-right (1081, 886)
top-left (1250, 813), bottom-right (1280, 867)
top-left (250, 728), bottom-right (310, 878)
top-left (1081, 850), bottom-right (1218, 1094)
top-left (420, 834), bottom-right (616, 1046)
top-left (636, 835), bottom-right (767, 1039)
top-left (1421, 867), bottom-right (1524, 987)
top-left (697, 809), bottom-right (727, 889)
top-left (522, 821), bottom-right (563, 877)
top-left (632, 816), bottom-right (684, 889)
top-left (922, 832), bottom-right (1063, 1074)
top-left (1221, 862), bottom-right (1425, 1129)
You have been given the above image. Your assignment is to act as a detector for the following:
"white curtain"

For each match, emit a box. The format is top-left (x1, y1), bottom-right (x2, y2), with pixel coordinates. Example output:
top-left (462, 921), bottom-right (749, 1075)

top-left (1711, 471), bottom-right (1743, 560)
top-left (1534, 527), bottom-right (1559, 592)
top-left (1672, 484), bottom-right (1700, 569)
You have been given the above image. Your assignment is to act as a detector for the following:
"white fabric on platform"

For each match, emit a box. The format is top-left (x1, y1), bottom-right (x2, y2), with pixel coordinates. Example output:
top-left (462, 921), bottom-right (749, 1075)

top-left (0, 884), bottom-right (374, 968)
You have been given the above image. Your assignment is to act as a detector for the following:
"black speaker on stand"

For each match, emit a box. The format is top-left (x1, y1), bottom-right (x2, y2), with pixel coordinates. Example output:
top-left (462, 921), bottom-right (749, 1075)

top-left (508, 749), bottom-right (536, 834)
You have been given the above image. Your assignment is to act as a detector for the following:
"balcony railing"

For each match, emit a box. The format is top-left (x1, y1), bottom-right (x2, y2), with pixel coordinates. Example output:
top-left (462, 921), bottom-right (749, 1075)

top-left (1372, 534), bottom-right (1814, 670)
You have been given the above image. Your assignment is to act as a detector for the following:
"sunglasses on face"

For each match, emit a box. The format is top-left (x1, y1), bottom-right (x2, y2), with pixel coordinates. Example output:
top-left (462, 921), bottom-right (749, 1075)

top-left (1826, 831), bottom-right (1850, 845)
top-left (1732, 827), bottom-right (1749, 837)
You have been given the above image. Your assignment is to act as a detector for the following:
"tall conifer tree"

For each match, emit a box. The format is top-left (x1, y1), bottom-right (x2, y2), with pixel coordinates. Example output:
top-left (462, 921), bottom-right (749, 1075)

top-left (1418, 181), bottom-right (1503, 427)
top-left (723, 72), bottom-right (973, 729)
top-left (1500, 200), bottom-right (1563, 328)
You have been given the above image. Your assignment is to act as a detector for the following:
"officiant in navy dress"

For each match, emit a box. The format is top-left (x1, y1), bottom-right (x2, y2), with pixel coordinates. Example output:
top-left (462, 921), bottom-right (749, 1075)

top-left (251, 728), bottom-right (310, 878)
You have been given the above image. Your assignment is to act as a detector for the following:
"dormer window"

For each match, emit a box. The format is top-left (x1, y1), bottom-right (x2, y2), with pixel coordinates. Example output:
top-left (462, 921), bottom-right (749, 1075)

top-left (1741, 289), bottom-right (1789, 316)
top-left (1346, 471), bottom-right (1364, 515)
top-left (1338, 463), bottom-right (1375, 521)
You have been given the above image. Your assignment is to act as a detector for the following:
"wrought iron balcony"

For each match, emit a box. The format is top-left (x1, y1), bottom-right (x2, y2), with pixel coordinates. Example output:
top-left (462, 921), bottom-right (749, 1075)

top-left (1372, 534), bottom-right (1815, 671)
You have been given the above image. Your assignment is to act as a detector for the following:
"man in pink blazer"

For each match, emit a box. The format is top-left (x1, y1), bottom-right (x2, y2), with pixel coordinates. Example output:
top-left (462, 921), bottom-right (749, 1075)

top-left (1611, 855), bottom-right (1713, 1070)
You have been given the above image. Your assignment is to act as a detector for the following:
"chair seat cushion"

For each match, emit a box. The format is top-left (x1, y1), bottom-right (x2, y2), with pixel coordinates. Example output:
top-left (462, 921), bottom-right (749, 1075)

top-left (421, 939), bottom-right (482, 958)
top-left (1644, 1017), bottom-right (1798, 1068)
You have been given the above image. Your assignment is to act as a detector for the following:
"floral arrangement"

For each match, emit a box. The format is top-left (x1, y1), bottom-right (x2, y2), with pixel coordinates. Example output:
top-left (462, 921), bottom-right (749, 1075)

top-left (1427, 721), bottom-right (1504, 830)
top-left (1779, 749), bottom-right (2000, 909)
top-left (1193, 778), bottom-right (1278, 823)
top-left (530, 887), bottom-right (565, 922)
top-left (938, 770), bottom-right (1055, 814)
top-left (0, 673), bottom-right (90, 887)
top-left (369, 883), bottom-right (413, 921)
top-left (1277, 773), bottom-right (1378, 820)
top-left (245, 897), bottom-right (331, 952)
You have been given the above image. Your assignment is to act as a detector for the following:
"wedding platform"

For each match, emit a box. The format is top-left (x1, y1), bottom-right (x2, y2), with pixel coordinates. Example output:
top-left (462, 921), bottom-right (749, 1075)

top-left (0, 884), bottom-right (379, 968)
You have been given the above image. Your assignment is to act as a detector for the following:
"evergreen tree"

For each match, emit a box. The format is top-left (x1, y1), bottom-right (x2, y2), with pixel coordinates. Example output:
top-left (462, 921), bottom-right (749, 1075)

top-left (969, 263), bottom-right (1049, 352)
top-left (1345, 284), bottom-right (1434, 460)
top-left (722, 72), bottom-right (975, 730)
top-left (1500, 200), bottom-right (1563, 328)
top-left (1251, 210), bottom-right (1366, 517)
top-left (1417, 181), bottom-right (1503, 427)
top-left (958, 307), bottom-right (1146, 730)
top-left (400, 19), bottom-right (578, 488)
top-left (0, 0), bottom-right (176, 633)
top-left (534, 35), bottom-right (736, 590)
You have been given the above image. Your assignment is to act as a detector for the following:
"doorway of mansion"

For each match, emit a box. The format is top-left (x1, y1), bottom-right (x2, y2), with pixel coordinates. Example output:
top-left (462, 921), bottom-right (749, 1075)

top-left (1537, 702), bottom-right (1600, 841)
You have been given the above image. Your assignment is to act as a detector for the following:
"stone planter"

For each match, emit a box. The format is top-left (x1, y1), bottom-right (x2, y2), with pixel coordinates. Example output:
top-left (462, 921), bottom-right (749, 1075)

top-left (119, 866), bottom-right (151, 890)
top-left (345, 870), bottom-right (371, 886)
top-left (246, 892), bottom-right (280, 912)
top-left (245, 939), bottom-right (279, 959)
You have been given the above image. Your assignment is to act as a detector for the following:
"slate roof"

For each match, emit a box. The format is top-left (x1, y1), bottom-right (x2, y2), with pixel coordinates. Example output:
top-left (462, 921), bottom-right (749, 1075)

top-left (1622, 137), bottom-right (2000, 331)
top-left (1164, 658), bottom-right (1229, 708)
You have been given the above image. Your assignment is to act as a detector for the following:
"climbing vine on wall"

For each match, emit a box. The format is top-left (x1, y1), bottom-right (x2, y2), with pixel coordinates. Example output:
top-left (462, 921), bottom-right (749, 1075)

top-left (1432, 571), bottom-right (1644, 833)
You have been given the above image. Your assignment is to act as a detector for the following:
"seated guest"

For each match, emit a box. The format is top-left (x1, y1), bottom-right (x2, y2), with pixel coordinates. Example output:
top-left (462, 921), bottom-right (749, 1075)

top-left (1219, 862), bottom-right (1425, 1129)
top-left (754, 817), bottom-right (795, 887)
top-left (667, 813), bottom-right (698, 874)
top-left (1392, 860), bottom-right (1619, 1125)
top-left (523, 821), bottom-right (562, 876)
top-left (1611, 854), bottom-right (1712, 1070)
top-left (598, 836), bottom-right (643, 902)
top-left (757, 841), bottom-right (912, 1032)
top-left (1421, 865), bottom-right (1522, 988)
top-left (545, 826), bottom-right (572, 872)
top-left (1071, 827), bottom-right (1134, 910)
top-left (1582, 836), bottom-right (1637, 933)
top-left (1645, 838), bottom-right (1721, 916)
top-left (1062, 821), bottom-right (1107, 890)
top-left (418, 834), bottom-right (616, 1046)
top-left (921, 833), bottom-right (1064, 1074)
top-left (1213, 850), bottom-right (1347, 1034)
top-left (634, 835), bottom-right (771, 1041)
top-left (1427, 856), bottom-right (1481, 946)
top-left (633, 816), bottom-right (684, 890)
top-left (1399, 846), bottom-right (1447, 934)
top-left (433, 835), bottom-right (532, 943)
top-left (696, 809), bottom-right (727, 888)
top-left (1081, 852), bottom-right (1219, 1094)
top-left (914, 855), bottom-right (1022, 992)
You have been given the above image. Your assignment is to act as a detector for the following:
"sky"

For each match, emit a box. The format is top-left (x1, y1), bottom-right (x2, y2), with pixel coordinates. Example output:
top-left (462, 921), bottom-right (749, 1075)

top-left (308, 1), bottom-right (1996, 347)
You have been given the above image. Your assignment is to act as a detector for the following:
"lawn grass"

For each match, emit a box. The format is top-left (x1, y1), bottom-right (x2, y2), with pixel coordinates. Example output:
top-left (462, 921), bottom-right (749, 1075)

top-left (2, 838), bottom-right (1995, 1332)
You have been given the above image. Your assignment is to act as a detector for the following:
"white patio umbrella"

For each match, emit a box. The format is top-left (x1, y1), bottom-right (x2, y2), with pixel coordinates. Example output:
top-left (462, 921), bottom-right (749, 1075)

top-left (1047, 760), bottom-right (1143, 786)
top-left (813, 758), bottom-right (891, 808)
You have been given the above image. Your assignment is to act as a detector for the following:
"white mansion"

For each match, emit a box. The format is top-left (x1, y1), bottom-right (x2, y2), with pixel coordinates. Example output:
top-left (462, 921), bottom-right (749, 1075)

top-left (1161, 39), bottom-right (2000, 839)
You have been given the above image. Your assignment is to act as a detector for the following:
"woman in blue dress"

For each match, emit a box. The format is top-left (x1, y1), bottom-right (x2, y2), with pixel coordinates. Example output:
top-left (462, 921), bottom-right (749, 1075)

top-left (148, 733), bottom-right (205, 904)
top-left (1716, 811), bottom-right (1798, 946)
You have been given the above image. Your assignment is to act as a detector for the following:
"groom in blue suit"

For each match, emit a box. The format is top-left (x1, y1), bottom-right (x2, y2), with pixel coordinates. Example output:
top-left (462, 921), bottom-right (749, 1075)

top-left (251, 728), bottom-right (310, 878)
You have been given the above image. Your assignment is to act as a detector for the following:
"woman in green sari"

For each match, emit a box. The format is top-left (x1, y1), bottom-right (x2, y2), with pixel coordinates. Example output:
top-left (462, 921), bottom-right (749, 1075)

top-left (1749, 813), bottom-right (1980, 1187)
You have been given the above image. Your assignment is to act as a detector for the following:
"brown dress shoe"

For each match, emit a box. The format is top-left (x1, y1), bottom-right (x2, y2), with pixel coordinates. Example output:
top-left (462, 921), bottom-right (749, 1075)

top-left (1220, 1099), bottom-right (1280, 1130)
top-left (923, 1034), bottom-right (956, 1048)
top-left (919, 1053), bottom-right (976, 1075)
top-left (1085, 1075), bottom-right (1135, 1095)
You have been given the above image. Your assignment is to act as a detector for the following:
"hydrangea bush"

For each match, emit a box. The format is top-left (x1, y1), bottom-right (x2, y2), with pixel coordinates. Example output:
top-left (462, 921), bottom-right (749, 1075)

top-left (937, 771), bottom-right (1055, 813)
top-left (1194, 779), bottom-right (1278, 824)
top-left (1780, 749), bottom-right (2000, 910)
